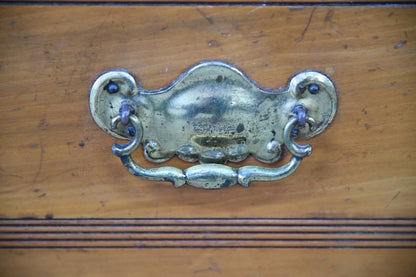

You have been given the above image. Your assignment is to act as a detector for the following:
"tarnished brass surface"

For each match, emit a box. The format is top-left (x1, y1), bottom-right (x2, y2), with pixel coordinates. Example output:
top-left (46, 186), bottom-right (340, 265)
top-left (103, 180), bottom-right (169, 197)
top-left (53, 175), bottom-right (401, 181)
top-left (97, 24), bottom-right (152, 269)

top-left (90, 62), bottom-right (337, 188)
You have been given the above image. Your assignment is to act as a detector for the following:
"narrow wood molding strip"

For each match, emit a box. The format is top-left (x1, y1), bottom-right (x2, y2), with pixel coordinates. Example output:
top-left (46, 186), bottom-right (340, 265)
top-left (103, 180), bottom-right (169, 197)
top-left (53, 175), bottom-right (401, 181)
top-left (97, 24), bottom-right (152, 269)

top-left (3, 0), bottom-right (416, 4)
top-left (0, 218), bottom-right (415, 248)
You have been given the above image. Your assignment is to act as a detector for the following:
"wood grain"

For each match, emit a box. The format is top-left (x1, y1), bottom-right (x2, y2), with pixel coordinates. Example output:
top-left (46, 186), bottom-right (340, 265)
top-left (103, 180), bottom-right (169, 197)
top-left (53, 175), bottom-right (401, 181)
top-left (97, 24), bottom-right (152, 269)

top-left (0, 6), bottom-right (415, 219)
top-left (0, 4), bottom-right (415, 276)
top-left (1, 248), bottom-right (416, 277)
top-left (1, 218), bottom-right (416, 248)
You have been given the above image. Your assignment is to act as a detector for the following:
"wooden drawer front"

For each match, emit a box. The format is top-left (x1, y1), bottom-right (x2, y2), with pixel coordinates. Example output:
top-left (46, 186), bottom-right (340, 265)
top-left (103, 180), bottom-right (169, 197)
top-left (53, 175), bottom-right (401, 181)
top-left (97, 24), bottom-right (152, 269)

top-left (0, 4), bottom-right (415, 276)
top-left (1, 5), bottom-right (415, 218)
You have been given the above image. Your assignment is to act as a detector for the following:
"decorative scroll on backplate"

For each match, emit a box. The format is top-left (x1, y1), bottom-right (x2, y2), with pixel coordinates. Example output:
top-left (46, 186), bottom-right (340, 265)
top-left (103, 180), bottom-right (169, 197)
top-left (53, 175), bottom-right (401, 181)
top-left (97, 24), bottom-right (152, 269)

top-left (90, 62), bottom-right (337, 189)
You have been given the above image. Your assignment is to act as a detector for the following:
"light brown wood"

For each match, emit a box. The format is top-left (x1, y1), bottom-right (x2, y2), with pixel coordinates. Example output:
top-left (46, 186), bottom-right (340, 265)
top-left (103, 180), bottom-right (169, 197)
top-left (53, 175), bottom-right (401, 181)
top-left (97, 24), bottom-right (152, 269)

top-left (0, 6), bottom-right (415, 219)
top-left (1, 248), bottom-right (415, 277)
top-left (0, 4), bottom-right (415, 276)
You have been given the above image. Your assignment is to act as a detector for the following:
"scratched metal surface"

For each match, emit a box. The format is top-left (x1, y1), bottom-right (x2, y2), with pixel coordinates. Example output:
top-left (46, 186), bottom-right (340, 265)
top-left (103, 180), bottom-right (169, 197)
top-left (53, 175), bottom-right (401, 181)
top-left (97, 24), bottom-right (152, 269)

top-left (90, 62), bottom-right (337, 164)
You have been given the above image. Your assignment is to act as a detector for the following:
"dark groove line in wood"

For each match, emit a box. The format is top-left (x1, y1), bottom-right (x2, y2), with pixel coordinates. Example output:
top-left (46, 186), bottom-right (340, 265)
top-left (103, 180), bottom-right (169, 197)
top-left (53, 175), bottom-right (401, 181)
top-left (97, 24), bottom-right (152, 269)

top-left (1, 218), bottom-right (415, 248)
top-left (2, 246), bottom-right (416, 249)
top-left (2, 1), bottom-right (416, 6)
top-left (1, 230), bottom-right (414, 232)
top-left (2, 218), bottom-right (416, 223)
top-left (2, 238), bottom-right (413, 240)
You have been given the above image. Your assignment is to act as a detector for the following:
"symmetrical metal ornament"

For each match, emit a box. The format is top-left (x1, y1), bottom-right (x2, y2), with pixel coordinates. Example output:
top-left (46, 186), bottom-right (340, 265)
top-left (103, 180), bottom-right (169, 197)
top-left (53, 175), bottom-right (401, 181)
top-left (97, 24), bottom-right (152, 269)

top-left (90, 62), bottom-right (337, 189)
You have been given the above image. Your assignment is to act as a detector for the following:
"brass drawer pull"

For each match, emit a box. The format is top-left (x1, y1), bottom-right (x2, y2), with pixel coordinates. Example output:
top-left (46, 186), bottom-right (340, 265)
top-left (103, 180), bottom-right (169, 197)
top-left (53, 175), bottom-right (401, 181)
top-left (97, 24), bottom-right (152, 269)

top-left (90, 62), bottom-right (337, 189)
